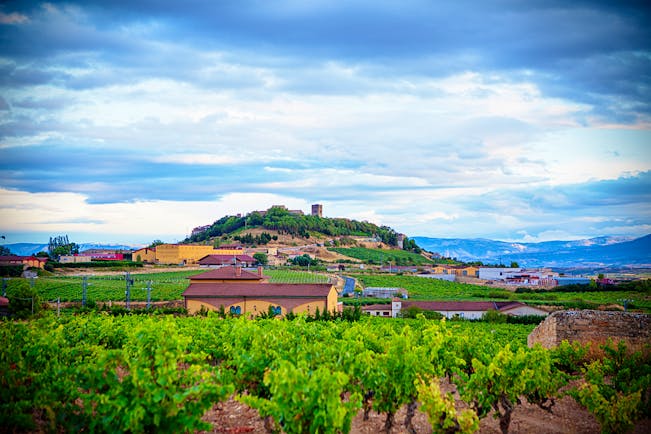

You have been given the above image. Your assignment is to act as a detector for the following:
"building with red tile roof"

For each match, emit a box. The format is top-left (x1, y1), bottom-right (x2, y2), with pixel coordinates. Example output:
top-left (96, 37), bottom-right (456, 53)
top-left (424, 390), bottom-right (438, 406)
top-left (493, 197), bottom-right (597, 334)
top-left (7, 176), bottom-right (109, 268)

top-left (183, 265), bottom-right (339, 316)
top-left (188, 266), bottom-right (269, 283)
top-left (183, 281), bottom-right (338, 317)
top-left (0, 255), bottom-right (48, 269)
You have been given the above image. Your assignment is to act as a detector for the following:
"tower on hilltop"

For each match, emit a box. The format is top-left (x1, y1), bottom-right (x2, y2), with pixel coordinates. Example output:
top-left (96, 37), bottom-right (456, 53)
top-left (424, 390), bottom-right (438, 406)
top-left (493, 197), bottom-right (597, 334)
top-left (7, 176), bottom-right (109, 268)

top-left (311, 204), bottom-right (323, 217)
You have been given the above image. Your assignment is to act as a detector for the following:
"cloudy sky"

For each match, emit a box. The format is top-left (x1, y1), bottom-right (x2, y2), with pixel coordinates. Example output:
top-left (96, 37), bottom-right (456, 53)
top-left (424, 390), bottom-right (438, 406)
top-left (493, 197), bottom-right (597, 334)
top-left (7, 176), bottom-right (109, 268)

top-left (1, 1), bottom-right (650, 245)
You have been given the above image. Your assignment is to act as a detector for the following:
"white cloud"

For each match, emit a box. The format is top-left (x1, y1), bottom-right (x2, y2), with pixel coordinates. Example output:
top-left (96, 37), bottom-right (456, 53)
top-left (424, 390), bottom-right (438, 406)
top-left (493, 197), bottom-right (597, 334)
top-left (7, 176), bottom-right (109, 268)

top-left (0, 188), bottom-right (312, 243)
top-left (2, 2), bottom-right (649, 244)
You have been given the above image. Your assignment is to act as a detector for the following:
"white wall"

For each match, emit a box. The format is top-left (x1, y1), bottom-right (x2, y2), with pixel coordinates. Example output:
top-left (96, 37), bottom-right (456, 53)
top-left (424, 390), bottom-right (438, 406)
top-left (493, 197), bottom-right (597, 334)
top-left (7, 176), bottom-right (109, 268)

top-left (478, 267), bottom-right (521, 280)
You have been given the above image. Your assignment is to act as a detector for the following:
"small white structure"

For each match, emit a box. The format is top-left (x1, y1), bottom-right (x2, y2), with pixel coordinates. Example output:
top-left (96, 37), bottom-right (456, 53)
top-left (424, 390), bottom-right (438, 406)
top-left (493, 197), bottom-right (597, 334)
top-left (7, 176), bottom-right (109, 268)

top-left (478, 267), bottom-right (522, 280)
top-left (59, 255), bottom-right (92, 263)
top-left (362, 287), bottom-right (408, 298)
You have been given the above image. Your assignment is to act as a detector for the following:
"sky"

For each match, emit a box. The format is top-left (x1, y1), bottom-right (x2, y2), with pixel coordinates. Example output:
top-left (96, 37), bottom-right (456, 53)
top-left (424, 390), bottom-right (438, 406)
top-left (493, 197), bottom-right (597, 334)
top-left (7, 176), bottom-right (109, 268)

top-left (0, 0), bottom-right (650, 245)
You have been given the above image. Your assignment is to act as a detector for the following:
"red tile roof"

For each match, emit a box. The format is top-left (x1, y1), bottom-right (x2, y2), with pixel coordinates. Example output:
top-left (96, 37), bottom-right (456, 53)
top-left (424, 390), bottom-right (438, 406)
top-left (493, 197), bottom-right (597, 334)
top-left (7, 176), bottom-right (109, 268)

top-left (198, 254), bottom-right (256, 265)
top-left (183, 283), bottom-right (333, 298)
top-left (189, 266), bottom-right (268, 281)
top-left (402, 301), bottom-right (526, 311)
top-left (361, 304), bottom-right (392, 311)
top-left (0, 255), bottom-right (47, 262)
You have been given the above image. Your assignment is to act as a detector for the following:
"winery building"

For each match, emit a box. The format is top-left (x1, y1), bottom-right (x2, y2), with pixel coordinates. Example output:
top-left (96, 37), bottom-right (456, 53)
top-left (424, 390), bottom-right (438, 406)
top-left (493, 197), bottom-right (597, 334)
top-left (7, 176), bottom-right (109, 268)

top-left (182, 266), bottom-right (339, 317)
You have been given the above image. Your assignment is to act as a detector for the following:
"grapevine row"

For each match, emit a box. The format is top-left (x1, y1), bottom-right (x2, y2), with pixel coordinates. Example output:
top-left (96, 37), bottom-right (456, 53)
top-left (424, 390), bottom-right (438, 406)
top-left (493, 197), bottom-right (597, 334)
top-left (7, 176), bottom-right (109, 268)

top-left (1, 313), bottom-right (648, 433)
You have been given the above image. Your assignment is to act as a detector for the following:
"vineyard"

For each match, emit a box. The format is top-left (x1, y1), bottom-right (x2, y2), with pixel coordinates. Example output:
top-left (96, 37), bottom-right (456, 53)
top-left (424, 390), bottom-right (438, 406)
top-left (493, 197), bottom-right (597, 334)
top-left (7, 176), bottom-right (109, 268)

top-left (354, 274), bottom-right (651, 312)
top-left (328, 247), bottom-right (434, 265)
top-left (1, 313), bottom-right (649, 433)
top-left (3, 269), bottom-right (330, 303)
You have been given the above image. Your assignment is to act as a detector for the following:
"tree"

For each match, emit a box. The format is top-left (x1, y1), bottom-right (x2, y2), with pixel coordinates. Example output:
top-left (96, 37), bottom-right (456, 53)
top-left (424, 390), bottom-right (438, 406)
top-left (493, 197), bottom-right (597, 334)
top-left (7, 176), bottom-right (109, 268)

top-left (7, 279), bottom-right (41, 318)
top-left (149, 239), bottom-right (165, 248)
top-left (510, 261), bottom-right (519, 268)
top-left (0, 245), bottom-right (11, 256)
top-left (253, 252), bottom-right (268, 266)
top-left (291, 254), bottom-right (317, 267)
top-left (48, 235), bottom-right (79, 260)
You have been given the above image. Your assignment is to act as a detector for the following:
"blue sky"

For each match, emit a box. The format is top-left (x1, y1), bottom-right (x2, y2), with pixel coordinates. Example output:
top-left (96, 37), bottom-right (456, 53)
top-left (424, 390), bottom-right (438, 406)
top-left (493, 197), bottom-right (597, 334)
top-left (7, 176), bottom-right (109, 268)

top-left (0, 1), bottom-right (650, 245)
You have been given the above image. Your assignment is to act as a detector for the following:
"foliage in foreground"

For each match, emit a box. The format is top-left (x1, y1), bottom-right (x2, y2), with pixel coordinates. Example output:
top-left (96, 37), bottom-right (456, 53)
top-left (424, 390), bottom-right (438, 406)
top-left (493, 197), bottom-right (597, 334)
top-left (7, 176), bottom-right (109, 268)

top-left (1, 313), bottom-right (649, 434)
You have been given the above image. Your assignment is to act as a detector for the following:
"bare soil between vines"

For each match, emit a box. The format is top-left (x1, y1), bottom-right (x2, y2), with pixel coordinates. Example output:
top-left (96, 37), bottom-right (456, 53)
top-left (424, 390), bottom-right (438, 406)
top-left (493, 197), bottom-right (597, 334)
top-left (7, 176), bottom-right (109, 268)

top-left (201, 391), bottom-right (650, 434)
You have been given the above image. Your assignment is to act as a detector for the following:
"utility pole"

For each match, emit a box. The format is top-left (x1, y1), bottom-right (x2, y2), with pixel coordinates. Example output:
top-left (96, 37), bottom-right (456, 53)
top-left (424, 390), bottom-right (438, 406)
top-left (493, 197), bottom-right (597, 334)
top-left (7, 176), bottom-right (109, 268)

top-left (82, 276), bottom-right (88, 307)
top-left (125, 272), bottom-right (133, 310)
top-left (618, 298), bottom-right (634, 312)
top-left (146, 280), bottom-right (152, 309)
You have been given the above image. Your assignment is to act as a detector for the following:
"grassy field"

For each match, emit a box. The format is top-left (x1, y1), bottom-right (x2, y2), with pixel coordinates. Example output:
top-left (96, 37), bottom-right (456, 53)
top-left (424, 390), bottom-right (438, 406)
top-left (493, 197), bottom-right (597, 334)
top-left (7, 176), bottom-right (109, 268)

top-left (265, 269), bottom-right (331, 284)
top-left (14, 268), bottom-right (331, 302)
top-left (328, 247), bottom-right (433, 265)
top-left (7, 267), bottom-right (649, 312)
top-left (353, 274), bottom-right (651, 311)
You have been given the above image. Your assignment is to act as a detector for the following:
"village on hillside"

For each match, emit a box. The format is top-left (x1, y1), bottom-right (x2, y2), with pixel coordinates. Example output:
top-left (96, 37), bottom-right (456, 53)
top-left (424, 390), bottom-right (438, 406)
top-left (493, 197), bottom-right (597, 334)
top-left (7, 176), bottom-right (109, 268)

top-left (2, 204), bottom-right (645, 323)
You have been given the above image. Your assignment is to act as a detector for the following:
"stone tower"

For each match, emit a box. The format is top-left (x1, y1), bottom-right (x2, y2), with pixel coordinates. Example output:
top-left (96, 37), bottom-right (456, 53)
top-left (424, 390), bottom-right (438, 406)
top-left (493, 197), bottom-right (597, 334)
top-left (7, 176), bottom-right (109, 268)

top-left (311, 204), bottom-right (323, 217)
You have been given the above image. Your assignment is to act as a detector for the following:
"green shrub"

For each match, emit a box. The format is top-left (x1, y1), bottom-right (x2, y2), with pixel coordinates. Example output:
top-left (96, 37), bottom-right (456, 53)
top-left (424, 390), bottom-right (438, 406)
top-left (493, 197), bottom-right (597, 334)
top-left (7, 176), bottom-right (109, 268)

top-left (482, 309), bottom-right (507, 323)
top-left (0, 265), bottom-right (23, 277)
top-left (6, 279), bottom-right (41, 318)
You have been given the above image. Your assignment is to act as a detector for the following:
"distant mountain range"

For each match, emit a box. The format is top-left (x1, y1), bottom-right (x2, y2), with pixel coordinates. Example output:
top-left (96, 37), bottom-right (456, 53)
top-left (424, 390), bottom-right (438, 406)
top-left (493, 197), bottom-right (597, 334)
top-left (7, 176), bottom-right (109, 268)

top-left (2, 243), bottom-right (139, 256)
top-left (412, 234), bottom-right (651, 269)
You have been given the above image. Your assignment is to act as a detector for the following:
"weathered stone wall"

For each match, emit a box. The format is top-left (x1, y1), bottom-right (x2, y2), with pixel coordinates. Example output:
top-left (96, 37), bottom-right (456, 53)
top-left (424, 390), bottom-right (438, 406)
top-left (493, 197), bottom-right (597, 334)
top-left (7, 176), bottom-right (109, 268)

top-left (528, 310), bottom-right (650, 349)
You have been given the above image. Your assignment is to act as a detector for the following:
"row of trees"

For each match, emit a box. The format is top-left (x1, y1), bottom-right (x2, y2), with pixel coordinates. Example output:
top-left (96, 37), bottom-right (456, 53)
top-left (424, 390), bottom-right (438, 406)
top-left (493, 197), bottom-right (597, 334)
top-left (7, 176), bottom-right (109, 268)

top-left (48, 235), bottom-right (79, 260)
top-left (233, 232), bottom-right (277, 245)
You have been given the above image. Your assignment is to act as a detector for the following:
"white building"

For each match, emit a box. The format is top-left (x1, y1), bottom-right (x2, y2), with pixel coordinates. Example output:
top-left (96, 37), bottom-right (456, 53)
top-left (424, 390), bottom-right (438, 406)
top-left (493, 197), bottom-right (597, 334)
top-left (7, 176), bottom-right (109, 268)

top-left (479, 267), bottom-right (558, 285)
top-left (363, 300), bottom-right (549, 319)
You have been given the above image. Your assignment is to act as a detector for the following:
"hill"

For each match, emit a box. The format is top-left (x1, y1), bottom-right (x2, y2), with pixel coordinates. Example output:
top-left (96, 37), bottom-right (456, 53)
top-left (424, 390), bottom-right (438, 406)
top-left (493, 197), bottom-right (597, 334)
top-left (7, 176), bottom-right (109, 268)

top-left (413, 234), bottom-right (651, 268)
top-left (184, 205), bottom-right (419, 250)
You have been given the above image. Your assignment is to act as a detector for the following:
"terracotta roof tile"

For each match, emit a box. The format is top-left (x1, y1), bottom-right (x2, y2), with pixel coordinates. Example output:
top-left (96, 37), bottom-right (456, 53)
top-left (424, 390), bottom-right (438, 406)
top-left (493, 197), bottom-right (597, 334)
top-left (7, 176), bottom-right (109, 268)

top-left (189, 266), bottom-right (267, 280)
top-left (198, 254), bottom-right (256, 265)
top-left (183, 283), bottom-right (333, 297)
top-left (402, 301), bottom-right (526, 311)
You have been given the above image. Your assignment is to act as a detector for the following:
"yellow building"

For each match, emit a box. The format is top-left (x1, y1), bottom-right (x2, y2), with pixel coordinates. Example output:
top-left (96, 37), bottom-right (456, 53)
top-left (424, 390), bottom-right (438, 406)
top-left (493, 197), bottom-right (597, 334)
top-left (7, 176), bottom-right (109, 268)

top-left (183, 267), bottom-right (339, 317)
top-left (430, 264), bottom-right (479, 277)
top-left (151, 244), bottom-right (244, 265)
top-left (183, 283), bottom-right (339, 317)
top-left (132, 247), bottom-right (156, 263)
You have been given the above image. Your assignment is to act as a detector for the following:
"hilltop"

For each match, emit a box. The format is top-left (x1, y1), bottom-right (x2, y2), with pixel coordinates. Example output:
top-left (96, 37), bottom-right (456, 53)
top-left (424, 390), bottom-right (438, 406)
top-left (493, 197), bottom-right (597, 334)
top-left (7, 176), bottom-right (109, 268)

top-left (182, 205), bottom-right (422, 259)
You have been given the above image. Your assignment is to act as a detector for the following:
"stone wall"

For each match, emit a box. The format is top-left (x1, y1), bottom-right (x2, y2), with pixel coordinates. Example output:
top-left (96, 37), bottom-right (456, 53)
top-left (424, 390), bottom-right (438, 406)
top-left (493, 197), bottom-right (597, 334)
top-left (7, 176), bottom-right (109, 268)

top-left (528, 310), bottom-right (650, 349)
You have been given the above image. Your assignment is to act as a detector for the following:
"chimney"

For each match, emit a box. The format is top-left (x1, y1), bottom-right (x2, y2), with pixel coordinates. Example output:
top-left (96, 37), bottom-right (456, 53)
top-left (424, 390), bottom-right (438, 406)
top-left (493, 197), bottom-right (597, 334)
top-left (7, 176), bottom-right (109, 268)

top-left (258, 266), bottom-right (263, 277)
top-left (235, 266), bottom-right (241, 277)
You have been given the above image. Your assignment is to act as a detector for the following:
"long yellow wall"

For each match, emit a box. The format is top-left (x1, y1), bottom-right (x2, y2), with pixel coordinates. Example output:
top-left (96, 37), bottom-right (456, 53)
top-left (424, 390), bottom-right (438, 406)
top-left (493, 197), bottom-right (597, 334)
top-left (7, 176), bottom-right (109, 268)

top-left (185, 287), bottom-right (339, 317)
top-left (133, 248), bottom-right (156, 263)
top-left (155, 245), bottom-right (246, 265)
top-left (187, 299), bottom-right (292, 317)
